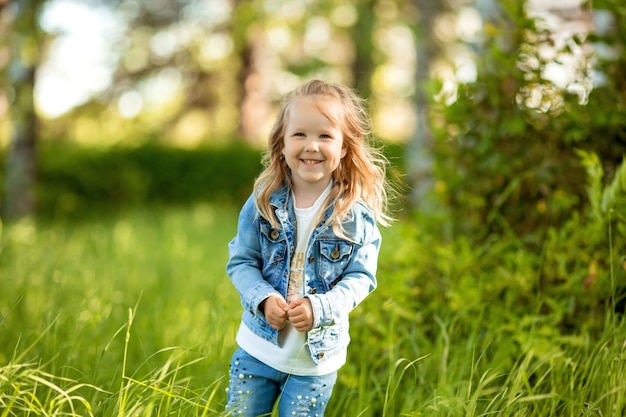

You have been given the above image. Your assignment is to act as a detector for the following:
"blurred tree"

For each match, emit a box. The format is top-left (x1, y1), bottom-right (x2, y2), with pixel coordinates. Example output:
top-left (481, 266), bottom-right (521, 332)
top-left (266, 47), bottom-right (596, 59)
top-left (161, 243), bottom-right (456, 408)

top-left (2, 0), bottom-right (45, 221)
top-left (407, 0), bottom-right (443, 213)
top-left (109, 0), bottom-right (227, 143)
top-left (431, 0), bottom-right (626, 238)
top-left (232, 0), bottom-right (381, 142)
top-left (351, 0), bottom-right (377, 98)
top-left (27, 0), bottom-right (419, 147)
top-left (232, 0), bottom-right (271, 144)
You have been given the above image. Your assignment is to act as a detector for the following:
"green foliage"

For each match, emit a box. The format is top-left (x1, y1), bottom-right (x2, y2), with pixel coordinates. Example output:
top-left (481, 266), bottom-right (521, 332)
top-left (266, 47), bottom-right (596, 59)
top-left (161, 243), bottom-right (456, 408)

top-left (338, 152), bottom-right (626, 415)
top-left (2, 195), bottom-right (624, 416)
top-left (0, 205), bottom-right (239, 415)
top-left (0, 362), bottom-right (103, 416)
top-left (1, 151), bottom-right (624, 416)
top-left (431, 0), bottom-right (626, 238)
top-left (577, 150), bottom-right (606, 225)
top-left (576, 148), bottom-right (626, 251)
top-left (34, 143), bottom-right (263, 218)
top-left (1, 140), bottom-right (407, 220)
top-left (598, 153), bottom-right (626, 218)
top-left (349, 209), bottom-right (625, 416)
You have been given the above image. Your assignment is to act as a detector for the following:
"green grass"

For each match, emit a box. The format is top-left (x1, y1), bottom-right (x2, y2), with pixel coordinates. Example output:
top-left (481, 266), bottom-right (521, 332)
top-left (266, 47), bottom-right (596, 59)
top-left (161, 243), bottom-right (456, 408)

top-left (0, 205), bottom-right (237, 416)
top-left (1, 205), bottom-right (625, 416)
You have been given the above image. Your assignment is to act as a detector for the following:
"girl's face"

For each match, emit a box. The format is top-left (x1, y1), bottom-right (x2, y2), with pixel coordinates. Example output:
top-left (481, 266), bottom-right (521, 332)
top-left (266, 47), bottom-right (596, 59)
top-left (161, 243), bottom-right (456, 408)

top-left (281, 96), bottom-right (347, 197)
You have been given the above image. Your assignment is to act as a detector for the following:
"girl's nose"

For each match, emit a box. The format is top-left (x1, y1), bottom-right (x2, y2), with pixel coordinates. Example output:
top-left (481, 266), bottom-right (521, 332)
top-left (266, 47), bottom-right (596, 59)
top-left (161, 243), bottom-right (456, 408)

top-left (304, 138), bottom-right (319, 152)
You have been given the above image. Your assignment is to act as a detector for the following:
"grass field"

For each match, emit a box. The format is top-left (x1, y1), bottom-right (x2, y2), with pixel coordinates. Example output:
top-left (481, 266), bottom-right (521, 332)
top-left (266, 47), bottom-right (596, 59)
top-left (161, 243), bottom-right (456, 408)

top-left (1, 204), bottom-right (625, 416)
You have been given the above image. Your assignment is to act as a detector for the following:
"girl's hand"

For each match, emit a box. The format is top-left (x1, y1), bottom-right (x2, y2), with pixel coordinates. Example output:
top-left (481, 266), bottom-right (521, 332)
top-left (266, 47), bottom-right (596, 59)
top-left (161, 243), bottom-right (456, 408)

top-left (261, 295), bottom-right (289, 330)
top-left (288, 298), bottom-right (313, 332)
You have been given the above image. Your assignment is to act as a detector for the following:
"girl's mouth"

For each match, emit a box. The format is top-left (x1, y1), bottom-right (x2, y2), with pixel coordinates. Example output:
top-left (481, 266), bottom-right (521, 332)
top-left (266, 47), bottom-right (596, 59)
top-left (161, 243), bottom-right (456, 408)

top-left (301, 159), bottom-right (322, 165)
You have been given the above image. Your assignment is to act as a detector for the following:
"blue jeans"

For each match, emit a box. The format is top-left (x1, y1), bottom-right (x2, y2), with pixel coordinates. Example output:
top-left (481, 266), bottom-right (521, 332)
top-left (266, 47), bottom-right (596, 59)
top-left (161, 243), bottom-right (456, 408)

top-left (225, 348), bottom-right (338, 417)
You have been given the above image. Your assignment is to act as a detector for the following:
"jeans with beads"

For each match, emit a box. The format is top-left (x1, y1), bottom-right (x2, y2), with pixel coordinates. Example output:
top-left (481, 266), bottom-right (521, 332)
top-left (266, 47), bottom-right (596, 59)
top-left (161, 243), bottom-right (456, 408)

top-left (226, 348), bottom-right (337, 417)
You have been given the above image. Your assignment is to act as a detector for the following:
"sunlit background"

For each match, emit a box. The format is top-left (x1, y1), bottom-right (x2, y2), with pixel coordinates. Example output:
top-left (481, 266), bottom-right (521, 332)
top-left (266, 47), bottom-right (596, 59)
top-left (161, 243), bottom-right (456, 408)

top-left (1, 0), bottom-right (598, 148)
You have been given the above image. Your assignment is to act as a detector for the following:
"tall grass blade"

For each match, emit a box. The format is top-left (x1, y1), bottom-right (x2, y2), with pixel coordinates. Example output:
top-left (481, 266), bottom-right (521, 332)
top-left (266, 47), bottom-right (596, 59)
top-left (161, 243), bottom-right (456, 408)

top-left (117, 307), bottom-right (135, 417)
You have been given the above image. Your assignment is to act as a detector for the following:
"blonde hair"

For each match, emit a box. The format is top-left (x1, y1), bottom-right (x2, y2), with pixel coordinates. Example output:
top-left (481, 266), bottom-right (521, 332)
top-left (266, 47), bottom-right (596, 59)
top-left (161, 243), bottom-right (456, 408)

top-left (253, 79), bottom-right (393, 237)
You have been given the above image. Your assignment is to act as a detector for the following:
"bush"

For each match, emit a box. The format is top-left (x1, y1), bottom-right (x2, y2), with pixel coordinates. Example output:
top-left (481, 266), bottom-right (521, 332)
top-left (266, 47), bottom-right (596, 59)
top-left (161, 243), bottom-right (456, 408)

top-left (431, 0), bottom-right (626, 238)
top-left (35, 143), bottom-right (263, 217)
top-left (345, 193), bottom-right (626, 415)
top-left (4, 140), bottom-right (405, 218)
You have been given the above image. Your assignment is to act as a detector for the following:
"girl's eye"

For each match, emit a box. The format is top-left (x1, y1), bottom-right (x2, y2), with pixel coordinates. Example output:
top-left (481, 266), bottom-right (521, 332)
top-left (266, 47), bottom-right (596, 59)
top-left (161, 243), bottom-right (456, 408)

top-left (294, 132), bottom-right (305, 137)
top-left (320, 134), bottom-right (331, 139)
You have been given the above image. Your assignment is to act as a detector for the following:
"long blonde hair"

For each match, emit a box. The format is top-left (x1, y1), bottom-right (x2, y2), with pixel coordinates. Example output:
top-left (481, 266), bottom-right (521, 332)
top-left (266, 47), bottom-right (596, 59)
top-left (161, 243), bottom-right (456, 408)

top-left (253, 79), bottom-right (393, 236)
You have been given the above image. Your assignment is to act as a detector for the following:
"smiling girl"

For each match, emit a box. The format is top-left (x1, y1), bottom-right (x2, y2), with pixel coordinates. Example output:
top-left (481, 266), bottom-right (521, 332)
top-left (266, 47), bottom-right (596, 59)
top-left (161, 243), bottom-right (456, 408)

top-left (225, 79), bottom-right (393, 417)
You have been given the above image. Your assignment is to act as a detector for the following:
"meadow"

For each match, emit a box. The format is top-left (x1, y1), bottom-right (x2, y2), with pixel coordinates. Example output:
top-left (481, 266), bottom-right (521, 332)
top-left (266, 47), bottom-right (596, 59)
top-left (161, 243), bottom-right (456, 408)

top-left (0, 202), bottom-right (625, 416)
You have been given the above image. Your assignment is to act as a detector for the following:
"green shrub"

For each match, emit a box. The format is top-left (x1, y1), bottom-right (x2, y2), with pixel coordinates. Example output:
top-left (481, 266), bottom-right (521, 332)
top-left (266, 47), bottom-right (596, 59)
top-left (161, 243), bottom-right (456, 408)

top-left (0, 140), bottom-right (406, 219)
top-left (339, 150), bottom-right (626, 415)
top-left (345, 200), bottom-right (625, 416)
top-left (431, 0), bottom-right (626, 238)
top-left (35, 144), bottom-right (263, 217)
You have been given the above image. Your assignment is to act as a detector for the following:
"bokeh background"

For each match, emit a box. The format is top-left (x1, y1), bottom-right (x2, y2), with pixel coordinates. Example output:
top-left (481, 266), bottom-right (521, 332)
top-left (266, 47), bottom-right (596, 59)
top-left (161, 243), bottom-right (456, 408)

top-left (1, 1), bottom-right (626, 416)
top-left (2, 0), bottom-right (624, 233)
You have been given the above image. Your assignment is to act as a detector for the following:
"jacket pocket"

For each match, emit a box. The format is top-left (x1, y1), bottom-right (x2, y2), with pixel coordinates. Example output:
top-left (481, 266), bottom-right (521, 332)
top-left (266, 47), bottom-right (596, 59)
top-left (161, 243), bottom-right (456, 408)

top-left (259, 222), bottom-right (287, 288)
top-left (318, 240), bottom-right (353, 289)
top-left (259, 222), bottom-right (287, 264)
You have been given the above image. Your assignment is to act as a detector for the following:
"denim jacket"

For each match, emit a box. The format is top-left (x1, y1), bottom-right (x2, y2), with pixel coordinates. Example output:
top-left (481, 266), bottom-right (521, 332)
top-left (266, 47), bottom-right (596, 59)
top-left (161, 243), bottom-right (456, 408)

top-left (226, 185), bottom-right (381, 365)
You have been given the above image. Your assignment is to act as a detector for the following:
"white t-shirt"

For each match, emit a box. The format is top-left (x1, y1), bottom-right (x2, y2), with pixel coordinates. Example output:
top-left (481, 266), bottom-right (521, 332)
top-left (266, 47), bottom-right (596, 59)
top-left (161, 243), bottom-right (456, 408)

top-left (236, 183), bottom-right (346, 375)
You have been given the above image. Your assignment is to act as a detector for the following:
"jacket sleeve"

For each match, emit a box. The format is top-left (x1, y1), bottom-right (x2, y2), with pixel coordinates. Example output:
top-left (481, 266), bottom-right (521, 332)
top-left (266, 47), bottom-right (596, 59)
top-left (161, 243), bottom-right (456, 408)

top-left (226, 194), bottom-right (281, 316)
top-left (307, 210), bottom-right (380, 329)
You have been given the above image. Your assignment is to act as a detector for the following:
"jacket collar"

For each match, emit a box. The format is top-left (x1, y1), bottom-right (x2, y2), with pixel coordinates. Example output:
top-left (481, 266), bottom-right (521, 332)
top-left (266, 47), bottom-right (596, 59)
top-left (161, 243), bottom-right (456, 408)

top-left (269, 185), bottom-right (290, 209)
top-left (268, 183), bottom-right (336, 229)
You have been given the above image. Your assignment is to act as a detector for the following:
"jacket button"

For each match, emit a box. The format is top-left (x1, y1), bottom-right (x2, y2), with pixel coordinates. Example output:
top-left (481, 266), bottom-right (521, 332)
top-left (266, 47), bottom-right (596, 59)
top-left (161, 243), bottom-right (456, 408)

top-left (331, 244), bottom-right (340, 259)
top-left (310, 288), bottom-right (317, 294)
top-left (308, 256), bottom-right (315, 263)
top-left (270, 230), bottom-right (279, 240)
top-left (317, 352), bottom-right (324, 359)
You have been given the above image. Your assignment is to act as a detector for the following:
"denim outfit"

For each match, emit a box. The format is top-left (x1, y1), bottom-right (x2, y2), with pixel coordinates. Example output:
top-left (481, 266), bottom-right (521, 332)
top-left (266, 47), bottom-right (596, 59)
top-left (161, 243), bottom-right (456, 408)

top-left (226, 348), bottom-right (338, 417)
top-left (225, 185), bottom-right (381, 416)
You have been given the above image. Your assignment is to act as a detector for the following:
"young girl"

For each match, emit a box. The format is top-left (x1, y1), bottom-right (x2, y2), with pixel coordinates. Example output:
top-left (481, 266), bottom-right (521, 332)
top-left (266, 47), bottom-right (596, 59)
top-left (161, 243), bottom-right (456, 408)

top-left (225, 79), bottom-right (392, 417)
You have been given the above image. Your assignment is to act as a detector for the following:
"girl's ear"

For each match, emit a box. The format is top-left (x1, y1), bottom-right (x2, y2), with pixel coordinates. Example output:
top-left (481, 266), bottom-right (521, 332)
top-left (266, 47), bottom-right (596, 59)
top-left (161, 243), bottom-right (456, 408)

top-left (341, 146), bottom-right (347, 159)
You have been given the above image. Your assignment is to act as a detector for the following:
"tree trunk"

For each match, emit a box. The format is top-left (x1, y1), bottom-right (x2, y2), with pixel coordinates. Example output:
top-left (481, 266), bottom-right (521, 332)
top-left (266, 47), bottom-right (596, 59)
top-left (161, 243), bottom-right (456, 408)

top-left (3, 0), bottom-right (41, 222)
top-left (407, 0), bottom-right (442, 213)
top-left (232, 0), bottom-right (270, 144)
top-left (237, 35), bottom-right (271, 144)
top-left (351, 0), bottom-right (376, 99)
